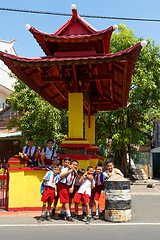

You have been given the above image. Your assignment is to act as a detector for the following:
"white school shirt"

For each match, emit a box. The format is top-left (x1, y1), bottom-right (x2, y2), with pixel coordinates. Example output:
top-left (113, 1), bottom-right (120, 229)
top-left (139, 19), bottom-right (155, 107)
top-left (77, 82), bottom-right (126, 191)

top-left (43, 171), bottom-right (59, 188)
top-left (94, 172), bottom-right (108, 186)
top-left (41, 147), bottom-right (57, 160)
top-left (106, 168), bottom-right (124, 177)
top-left (77, 176), bottom-right (95, 197)
top-left (23, 145), bottom-right (37, 157)
top-left (59, 167), bottom-right (76, 186)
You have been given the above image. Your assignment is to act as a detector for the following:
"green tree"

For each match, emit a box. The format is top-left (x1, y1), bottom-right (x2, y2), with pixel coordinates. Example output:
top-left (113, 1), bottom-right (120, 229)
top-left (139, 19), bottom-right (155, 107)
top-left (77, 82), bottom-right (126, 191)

top-left (7, 76), bottom-right (68, 148)
top-left (95, 24), bottom-right (160, 176)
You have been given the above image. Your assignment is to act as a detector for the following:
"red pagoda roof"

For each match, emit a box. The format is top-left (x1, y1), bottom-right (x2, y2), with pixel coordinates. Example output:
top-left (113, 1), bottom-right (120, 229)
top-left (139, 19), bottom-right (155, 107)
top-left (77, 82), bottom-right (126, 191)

top-left (0, 42), bottom-right (142, 113)
top-left (28, 7), bottom-right (115, 56)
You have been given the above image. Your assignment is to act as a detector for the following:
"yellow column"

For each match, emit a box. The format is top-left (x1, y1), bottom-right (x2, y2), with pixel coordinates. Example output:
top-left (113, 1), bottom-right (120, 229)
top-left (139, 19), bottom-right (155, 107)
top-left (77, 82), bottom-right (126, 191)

top-left (85, 115), bottom-right (95, 144)
top-left (68, 92), bottom-right (83, 138)
top-left (85, 115), bottom-right (98, 168)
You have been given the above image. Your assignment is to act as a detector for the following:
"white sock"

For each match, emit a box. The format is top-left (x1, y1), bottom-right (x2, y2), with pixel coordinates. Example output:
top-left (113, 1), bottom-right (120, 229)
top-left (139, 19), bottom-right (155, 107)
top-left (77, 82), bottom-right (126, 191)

top-left (60, 208), bottom-right (64, 214)
top-left (66, 209), bottom-right (71, 217)
top-left (96, 207), bottom-right (99, 215)
top-left (42, 211), bottom-right (45, 216)
top-left (46, 210), bottom-right (50, 216)
top-left (90, 208), bottom-right (92, 215)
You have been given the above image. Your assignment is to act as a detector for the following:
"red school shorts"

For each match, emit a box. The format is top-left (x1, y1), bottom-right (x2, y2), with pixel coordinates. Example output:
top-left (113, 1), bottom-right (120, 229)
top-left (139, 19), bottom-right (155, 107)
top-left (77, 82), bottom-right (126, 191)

top-left (90, 185), bottom-right (102, 201)
top-left (58, 182), bottom-right (70, 203)
top-left (40, 156), bottom-right (53, 164)
top-left (41, 186), bottom-right (55, 203)
top-left (74, 192), bottom-right (89, 204)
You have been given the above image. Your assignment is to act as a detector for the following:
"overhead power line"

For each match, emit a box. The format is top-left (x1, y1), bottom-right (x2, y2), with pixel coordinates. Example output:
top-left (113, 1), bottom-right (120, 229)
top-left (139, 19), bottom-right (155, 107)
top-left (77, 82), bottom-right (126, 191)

top-left (0, 7), bottom-right (160, 22)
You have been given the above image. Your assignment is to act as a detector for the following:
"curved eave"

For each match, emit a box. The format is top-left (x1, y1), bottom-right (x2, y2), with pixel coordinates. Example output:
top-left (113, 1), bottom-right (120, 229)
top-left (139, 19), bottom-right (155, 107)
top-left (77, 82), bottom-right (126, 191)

top-left (0, 42), bottom-right (141, 65)
top-left (29, 26), bottom-right (114, 56)
top-left (0, 42), bottom-right (142, 112)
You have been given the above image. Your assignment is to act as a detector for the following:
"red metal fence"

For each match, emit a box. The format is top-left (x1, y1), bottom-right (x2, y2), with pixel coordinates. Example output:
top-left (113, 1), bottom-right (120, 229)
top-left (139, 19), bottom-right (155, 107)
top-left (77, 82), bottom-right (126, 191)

top-left (0, 160), bottom-right (9, 210)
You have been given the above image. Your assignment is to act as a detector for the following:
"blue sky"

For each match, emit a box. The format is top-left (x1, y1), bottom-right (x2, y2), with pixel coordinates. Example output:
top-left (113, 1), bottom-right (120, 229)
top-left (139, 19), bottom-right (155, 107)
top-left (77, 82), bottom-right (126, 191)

top-left (0, 0), bottom-right (160, 57)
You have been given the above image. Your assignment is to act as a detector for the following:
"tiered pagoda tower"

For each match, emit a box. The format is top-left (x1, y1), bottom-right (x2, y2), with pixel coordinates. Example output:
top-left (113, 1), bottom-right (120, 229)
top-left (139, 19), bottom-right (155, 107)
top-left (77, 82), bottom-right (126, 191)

top-left (0, 4), bottom-right (146, 169)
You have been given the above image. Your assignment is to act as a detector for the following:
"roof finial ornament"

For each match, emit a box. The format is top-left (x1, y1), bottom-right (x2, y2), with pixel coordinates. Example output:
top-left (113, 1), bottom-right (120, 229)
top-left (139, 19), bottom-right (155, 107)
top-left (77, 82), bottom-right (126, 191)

top-left (113, 25), bottom-right (118, 30)
top-left (71, 4), bottom-right (77, 18)
top-left (25, 24), bottom-right (31, 30)
top-left (141, 40), bottom-right (147, 47)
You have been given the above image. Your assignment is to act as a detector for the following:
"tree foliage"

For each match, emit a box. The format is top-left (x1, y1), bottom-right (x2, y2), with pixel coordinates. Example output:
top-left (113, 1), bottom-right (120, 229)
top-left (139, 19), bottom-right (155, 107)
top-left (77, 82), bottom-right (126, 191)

top-left (95, 24), bottom-right (160, 175)
top-left (7, 75), bottom-right (68, 148)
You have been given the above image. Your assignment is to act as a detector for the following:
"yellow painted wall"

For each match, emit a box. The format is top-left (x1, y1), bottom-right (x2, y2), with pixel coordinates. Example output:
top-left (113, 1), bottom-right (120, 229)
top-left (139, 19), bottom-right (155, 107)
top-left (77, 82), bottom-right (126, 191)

top-left (9, 171), bottom-right (25, 208)
top-left (68, 93), bottom-right (83, 138)
top-left (8, 170), bottom-right (46, 209)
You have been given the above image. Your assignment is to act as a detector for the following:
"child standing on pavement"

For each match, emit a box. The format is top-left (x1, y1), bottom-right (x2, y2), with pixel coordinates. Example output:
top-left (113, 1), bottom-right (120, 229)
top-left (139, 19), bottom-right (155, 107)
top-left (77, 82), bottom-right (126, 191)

top-left (52, 157), bottom-right (71, 216)
top-left (90, 164), bottom-right (108, 220)
top-left (39, 165), bottom-right (59, 222)
top-left (73, 166), bottom-right (95, 224)
top-left (58, 159), bottom-right (79, 221)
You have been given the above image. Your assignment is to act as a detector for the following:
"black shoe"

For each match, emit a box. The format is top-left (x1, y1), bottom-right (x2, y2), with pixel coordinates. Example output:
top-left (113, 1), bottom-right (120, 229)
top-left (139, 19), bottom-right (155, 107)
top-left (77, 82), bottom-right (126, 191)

top-left (39, 215), bottom-right (45, 222)
top-left (41, 163), bottom-right (45, 170)
top-left (34, 160), bottom-right (38, 166)
top-left (72, 214), bottom-right (80, 221)
top-left (58, 213), bottom-right (65, 218)
top-left (83, 211), bottom-right (87, 218)
top-left (30, 161), bottom-right (34, 167)
top-left (46, 215), bottom-right (51, 221)
top-left (66, 216), bottom-right (75, 222)
top-left (93, 214), bottom-right (99, 220)
top-left (101, 210), bottom-right (105, 216)
top-left (86, 216), bottom-right (91, 224)
top-left (52, 208), bottom-right (55, 215)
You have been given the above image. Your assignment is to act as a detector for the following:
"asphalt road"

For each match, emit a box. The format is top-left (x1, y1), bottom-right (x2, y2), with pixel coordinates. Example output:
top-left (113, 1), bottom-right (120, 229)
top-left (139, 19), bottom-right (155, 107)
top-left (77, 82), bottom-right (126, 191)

top-left (1, 186), bottom-right (160, 240)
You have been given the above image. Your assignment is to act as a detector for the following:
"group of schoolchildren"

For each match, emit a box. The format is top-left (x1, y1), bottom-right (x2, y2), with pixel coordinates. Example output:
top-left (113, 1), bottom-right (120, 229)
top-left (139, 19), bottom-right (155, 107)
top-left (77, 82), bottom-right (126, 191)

top-left (22, 138), bottom-right (123, 224)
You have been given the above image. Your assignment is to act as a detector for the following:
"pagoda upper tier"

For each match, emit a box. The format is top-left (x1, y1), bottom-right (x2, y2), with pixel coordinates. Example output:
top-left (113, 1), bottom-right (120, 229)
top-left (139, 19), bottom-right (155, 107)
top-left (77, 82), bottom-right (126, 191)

top-left (28, 5), bottom-right (116, 56)
top-left (0, 4), bottom-right (146, 114)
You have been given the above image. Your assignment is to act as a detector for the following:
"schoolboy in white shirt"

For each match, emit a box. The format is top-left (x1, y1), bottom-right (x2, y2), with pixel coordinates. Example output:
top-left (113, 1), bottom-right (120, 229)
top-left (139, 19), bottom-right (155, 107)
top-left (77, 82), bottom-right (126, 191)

top-left (90, 163), bottom-right (108, 220)
top-left (39, 139), bottom-right (58, 170)
top-left (22, 138), bottom-right (39, 167)
top-left (74, 166), bottom-right (95, 224)
top-left (52, 157), bottom-right (71, 216)
top-left (58, 159), bottom-right (79, 221)
top-left (39, 165), bottom-right (59, 222)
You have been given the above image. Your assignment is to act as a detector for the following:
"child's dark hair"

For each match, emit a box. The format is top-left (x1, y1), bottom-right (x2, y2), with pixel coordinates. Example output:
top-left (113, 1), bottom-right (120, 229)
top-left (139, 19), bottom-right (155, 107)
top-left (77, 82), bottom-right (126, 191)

top-left (71, 159), bottom-right (79, 165)
top-left (47, 139), bottom-right (54, 143)
top-left (95, 163), bottom-right (104, 170)
top-left (87, 166), bottom-right (94, 171)
top-left (77, 168), bottom-right (85, 175)
top-left (28, 138), bottom-right (33, 141)
top-left (106, 159), bottom-right (114, 165)
top-left (52, 165), bottom-right (59, 169)
top-left (64, 157), bottom-right (71, 163)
